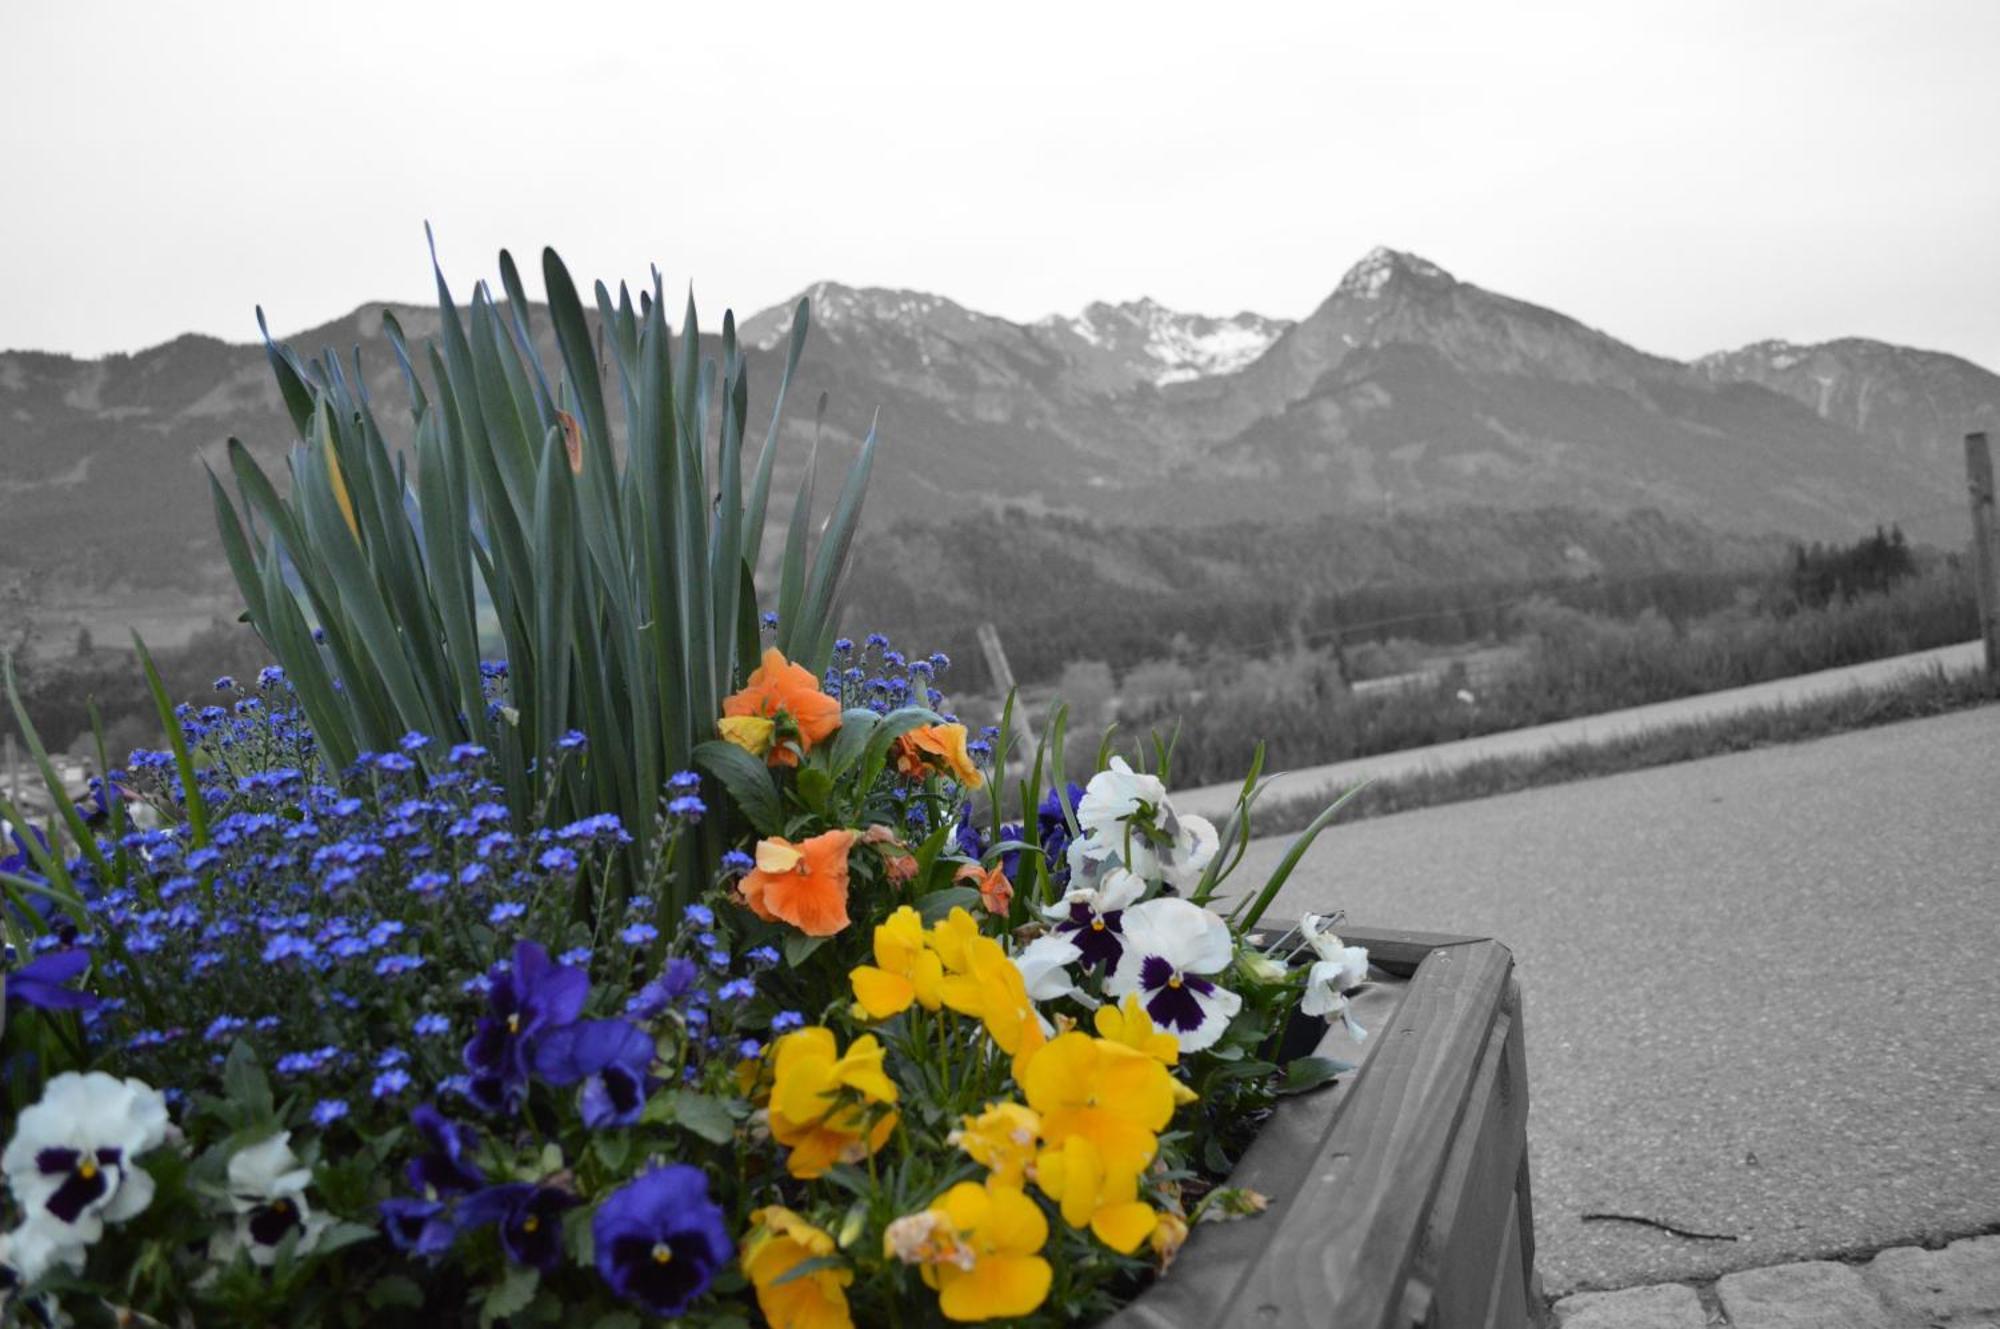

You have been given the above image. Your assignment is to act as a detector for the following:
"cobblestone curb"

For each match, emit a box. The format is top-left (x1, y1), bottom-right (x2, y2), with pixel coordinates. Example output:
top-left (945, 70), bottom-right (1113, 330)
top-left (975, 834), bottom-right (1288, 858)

top-left (1551, 1235), bottom-right (2000, 1329)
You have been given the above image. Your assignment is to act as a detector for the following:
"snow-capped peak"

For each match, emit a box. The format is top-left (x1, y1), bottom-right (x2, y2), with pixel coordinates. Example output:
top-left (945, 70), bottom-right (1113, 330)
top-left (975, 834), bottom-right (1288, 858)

top-left (742, 281), bottom-right (966, 349)
top-left (1336, 247), bottom-right (1455, 300)
top-left (1697, 339), bottom-right (1811, 372)
top-left (1037, 298), bottom-right (1290, 385)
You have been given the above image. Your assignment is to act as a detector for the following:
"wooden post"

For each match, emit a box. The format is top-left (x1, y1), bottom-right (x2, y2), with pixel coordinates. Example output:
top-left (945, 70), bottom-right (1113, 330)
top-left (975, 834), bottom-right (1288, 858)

top-left (975, 622), bottom-right (1037, 748)
top-left (1968, 433), bottom-right (2000, 675)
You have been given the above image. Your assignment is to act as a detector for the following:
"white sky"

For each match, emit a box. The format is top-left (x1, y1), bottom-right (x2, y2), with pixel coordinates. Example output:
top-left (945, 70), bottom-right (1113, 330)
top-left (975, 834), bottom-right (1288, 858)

top-left (4, 0), bottom-right (1997, 368)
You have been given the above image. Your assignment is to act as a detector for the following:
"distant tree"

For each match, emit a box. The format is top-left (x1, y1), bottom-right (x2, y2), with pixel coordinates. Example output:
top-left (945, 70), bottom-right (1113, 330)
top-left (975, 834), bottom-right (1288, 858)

top-left (1788, 526), bottom-right (1916, 608)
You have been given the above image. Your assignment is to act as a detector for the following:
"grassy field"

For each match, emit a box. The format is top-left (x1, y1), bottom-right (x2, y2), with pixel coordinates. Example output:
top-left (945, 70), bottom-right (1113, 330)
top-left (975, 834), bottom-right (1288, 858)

top-left (1245, 664), bottom-right (2000, 838)
top-left (1137, 562), bottom-right (1978, 787)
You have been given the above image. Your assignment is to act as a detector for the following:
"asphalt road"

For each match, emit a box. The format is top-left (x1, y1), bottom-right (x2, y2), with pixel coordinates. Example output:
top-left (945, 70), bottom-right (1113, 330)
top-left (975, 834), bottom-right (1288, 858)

top-left (1177, 639), bottom-right (1987, 822)
top-left (1221, 703), bottom-right (2000, 1296)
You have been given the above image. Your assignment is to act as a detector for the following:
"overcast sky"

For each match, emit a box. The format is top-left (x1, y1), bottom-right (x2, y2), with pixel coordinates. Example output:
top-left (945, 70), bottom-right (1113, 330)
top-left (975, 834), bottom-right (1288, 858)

top-left (4, 0), bottom-right (1997, 368)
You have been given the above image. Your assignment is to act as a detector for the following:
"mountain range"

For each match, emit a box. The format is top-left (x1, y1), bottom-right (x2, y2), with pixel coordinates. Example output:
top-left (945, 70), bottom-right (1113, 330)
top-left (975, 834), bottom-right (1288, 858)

top-left (3, 247), bottom-right (1995, 616)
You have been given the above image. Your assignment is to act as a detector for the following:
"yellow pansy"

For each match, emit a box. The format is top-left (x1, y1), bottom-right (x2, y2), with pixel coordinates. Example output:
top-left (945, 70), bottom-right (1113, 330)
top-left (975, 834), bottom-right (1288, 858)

top-left (718, 714), bottom-right (777, 760)
top-left (1022, 1032), bottom-right (1177, 1182)
top-left (849, 906), bottom-right (946, 1019)
top-left (917, 1182), bottom-right (1053, 1323)
top-left (1034, 1133), bottom-right (1158, 1254)
top-left (949, 1102), bottom-right (1042, 1188)
top-left (1150, 1210), bottom-right (1190, 1271)
top-left (940, 936), bottom-right (1039, 1057)
top-left (928, 906), bottom-right (984, 974)
top-left (768, 1028), bottom-right (900, 1179)
top-left (743, 1206), bottom-right (853, 1329)
top-left (1094, 993), bottom-right (1182, 1066)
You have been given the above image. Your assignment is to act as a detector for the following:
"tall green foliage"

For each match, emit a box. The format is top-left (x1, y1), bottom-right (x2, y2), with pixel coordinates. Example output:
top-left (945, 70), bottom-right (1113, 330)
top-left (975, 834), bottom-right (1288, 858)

top-left (209, 236), bottom-right (874, 901)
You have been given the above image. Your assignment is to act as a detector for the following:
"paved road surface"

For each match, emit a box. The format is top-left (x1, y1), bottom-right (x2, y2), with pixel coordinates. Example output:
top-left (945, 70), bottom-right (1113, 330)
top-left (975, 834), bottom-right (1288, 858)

top-left (1218, 704), bottom-right (2000, 1296)
top-left (1177, 639), bottom-right (1986, 822)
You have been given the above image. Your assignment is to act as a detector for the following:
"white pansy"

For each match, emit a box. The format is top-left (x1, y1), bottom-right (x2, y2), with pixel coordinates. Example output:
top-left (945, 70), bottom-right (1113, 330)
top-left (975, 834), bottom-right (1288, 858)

top-left (1298, 914), bottom-right (1371, 1037)
top-left (1043, 841), bottom-right (1149, 972)
top-left (209, 1131), bottom-right (330, 1267)
top-left (2, 1072), bottom-right (170, 1246)
top-left (1014, 933), bottom-right (1090, 1009)
top-left (1072, 759), bottom-right (1218, 888)
top-left (1104, 898), bottom-right (1243, 1053)
top-left (1157, 811), bottom-right (1220, 891)
top-left (1, 1216), bottom-right (89, 1289)
top-left (1236, 949), bottom-right (1289, 986)
top-left (1074, 757), bottom-right (1169, 846)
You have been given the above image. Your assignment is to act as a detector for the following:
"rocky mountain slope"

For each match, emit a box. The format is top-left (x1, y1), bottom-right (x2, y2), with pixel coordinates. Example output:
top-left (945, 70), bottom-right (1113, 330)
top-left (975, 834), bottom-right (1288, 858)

top-left (1696, 337), bottom-right (2000, 475)
top-left (2, 249), bottom-right (1989, 605)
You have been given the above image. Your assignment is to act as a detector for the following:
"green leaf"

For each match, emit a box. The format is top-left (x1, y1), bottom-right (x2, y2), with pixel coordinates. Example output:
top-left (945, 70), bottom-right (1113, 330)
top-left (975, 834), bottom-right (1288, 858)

top-left (309, 1221), bottom-right (380, 1259)
top-left (795, 765), bottom-right (833, 814)
top-left (768, 1253), bottom-right (848, 1288)
top-left (857, 705), bottom-right (945, 792)
top-left (1277, 1055), bottom-right (1355, 1096)
top-left (592, 1132), bottom-right (634, 1174)
top-left (134, 633), bottom-right (211, 847)
top-left (367, 1277), bottom-right (424, 1310)
top-left (668, 1090), bottom-right (738, 1145)
top-left (826, 707), bottom-right (881, 777)
top-left (693, 740), bottom-right (783, 835)
top-left (1231, 780), bottom-right (1371, 933)
top-left (916, 886), bottom-right (981, 923)
top-left (480, 1265), bottom-right (540, 1329)
top-left (587, 1314), bottom-right (642, 1329)
top-left (221, 1041), bottom-right (274, 1119)
top-left (782, 932), bottom-right (829, 968)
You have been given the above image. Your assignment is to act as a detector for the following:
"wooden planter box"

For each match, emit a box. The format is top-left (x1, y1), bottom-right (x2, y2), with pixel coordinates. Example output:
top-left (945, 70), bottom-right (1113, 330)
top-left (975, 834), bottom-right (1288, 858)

top-left (1107, 926), bottom-right (1537, 1329)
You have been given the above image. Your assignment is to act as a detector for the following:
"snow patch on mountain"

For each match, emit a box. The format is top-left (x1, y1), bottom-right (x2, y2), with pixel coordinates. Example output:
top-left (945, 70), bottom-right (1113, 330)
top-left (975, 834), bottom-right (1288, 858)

top-left (1335, 247), bottom-right (1454, 301)
top-left (1038, 297), bottom-right (1290, 385)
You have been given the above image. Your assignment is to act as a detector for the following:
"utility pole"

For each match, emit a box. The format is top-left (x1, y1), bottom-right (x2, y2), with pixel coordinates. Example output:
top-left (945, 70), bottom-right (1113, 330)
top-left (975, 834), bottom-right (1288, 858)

top-left (1967, 432), bottom-right (1999, 676)
top-left (975, 622), bottom-right (1038, 749)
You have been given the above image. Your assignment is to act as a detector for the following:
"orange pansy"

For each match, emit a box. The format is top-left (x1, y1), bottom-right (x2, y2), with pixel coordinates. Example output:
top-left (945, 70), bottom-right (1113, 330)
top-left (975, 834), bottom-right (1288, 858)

top-left (893, 723), bottom-right (985, 789)
top-left (740, 830), bottom-right (857, 937)
top-left (957, 862), bottom-right (1013, 917)
top-left (722, 648), bottom-right (842, 767)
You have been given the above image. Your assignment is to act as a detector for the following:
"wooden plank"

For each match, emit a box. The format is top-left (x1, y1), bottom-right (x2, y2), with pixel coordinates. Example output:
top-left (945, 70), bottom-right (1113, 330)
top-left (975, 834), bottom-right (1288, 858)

top-left (1506, 990), bottom-right (1541, 1311)
top-left (1228, 940), bottom-right (1515, 1327)
top-left (1250, 919), bottom-right (1491, 978)
top-left (1482, 1203), bottom-right (1527, 1329)
top-left (1416, 978), bottom-right (1531, 1327)
top-left (1105, 978), bottom-right (1413, 1328)
top-left (1968, 432), bottom-right (1999, 675)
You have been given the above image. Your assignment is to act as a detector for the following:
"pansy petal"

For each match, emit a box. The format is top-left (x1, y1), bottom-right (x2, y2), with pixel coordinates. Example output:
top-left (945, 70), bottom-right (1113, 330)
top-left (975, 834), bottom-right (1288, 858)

top-left (850, 966), bottom-right (916, 1019)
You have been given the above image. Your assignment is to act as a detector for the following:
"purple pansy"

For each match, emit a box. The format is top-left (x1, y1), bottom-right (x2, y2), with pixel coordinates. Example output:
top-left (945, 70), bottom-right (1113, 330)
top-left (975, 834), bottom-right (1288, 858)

top-left (406, 1104), bottom-right (486, 1196)
top-left (532, 1019), bottom-right (655, 1128)
top-left (5, 949), bottom-right (100, 1013)
top-left (592, 1165), bottom-right (731, 1317)
top-left (458, 1182), bottom-right (579, 1271)
top-left (461, 941), bottom-right (588, 1113)
top-left (379, 1196), bottom-right (456, 1258)
top-left (1044, 842), bottom-right (1145, 971)
top-left (625, 957), bottom-right (699, 1020)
